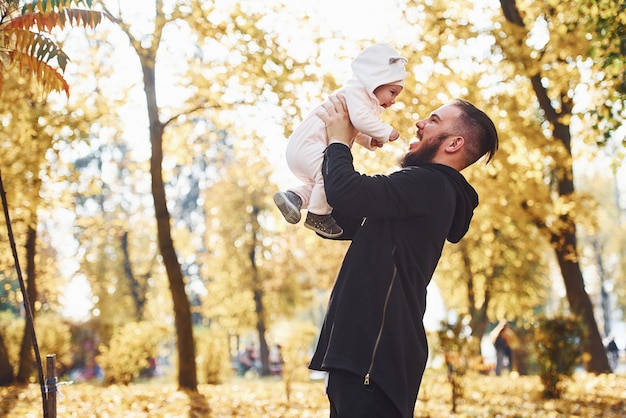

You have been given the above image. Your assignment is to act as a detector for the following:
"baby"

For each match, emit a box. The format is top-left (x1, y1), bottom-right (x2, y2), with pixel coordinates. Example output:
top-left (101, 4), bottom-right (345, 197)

top-left (274, 43), bottom-right (407, 238)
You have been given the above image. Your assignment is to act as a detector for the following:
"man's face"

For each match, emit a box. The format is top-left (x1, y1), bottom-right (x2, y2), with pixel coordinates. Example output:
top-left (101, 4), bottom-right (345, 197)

top-left (400, 104), bottom-right (460, 167)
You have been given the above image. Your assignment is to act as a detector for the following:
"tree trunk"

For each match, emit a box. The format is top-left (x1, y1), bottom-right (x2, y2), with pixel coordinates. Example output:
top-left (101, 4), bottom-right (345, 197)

top-left (249, 206), bottom-right (270, 376)
top-left (591, 239), bottom-right (610, 337)
top-left (553, 235), bottom-right (610, 372)
top-left (0, 332), bottom-right (14, 385)
top-left (532, 76), bottom-right (611, 374)
top-left (500, 0), bottom-right (611, 374)
top-left (120, 231), bottom-right (146, 321)
top-left (253, 288), bottom-right (270, 377)
top-left (114, 0), bottom-right (198, 390)
top-left (16, 226), bottom-right (36, 383)
top-left (139, 42), bottom-right (197, 391)
top-left (462, 241), bottom-right (490, 344)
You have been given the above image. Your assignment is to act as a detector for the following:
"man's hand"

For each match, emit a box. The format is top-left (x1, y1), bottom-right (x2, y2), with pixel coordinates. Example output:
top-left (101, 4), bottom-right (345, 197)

top-left (317, 95), bottom-right (355, 147)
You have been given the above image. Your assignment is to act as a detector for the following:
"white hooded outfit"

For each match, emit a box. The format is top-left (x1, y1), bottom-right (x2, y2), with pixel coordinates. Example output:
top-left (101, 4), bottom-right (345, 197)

top-left (285, 43), bottom-right (408, 215)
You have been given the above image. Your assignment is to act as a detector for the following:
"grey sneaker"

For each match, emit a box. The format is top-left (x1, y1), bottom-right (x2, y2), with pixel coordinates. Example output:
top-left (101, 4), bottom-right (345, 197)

top-left (304, 212), bottom-right (343, 238)
top-left (274, 191), bottom-right (302, 224)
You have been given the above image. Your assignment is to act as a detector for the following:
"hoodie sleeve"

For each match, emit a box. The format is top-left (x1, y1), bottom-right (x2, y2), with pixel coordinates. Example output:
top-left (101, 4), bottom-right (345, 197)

top-left (342, 87), bottom-right (393, 143)
top-left (322, 143), bottom-right (479, 242)
top-left (322, 143), bottom-right (439, 219)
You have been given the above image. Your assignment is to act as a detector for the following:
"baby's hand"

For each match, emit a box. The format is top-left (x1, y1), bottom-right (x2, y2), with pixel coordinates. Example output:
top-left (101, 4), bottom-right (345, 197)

top-left (389, 129), bottom-right (400, 142)
top-left (371, 139), bottom-right (384, 149)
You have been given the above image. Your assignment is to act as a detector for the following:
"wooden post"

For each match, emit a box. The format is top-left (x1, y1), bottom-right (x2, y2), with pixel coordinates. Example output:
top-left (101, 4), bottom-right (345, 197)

top-left (46, 354), bottom-right (57, 418)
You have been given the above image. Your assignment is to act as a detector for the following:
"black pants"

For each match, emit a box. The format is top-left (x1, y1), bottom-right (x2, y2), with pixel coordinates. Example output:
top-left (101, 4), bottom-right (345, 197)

top-left (326, 369), bottom-right (402, 418)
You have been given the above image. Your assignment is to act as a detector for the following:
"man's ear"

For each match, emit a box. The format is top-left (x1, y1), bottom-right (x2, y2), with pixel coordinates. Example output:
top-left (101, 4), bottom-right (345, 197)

top-left (446, 136), bottom-right (464, 153)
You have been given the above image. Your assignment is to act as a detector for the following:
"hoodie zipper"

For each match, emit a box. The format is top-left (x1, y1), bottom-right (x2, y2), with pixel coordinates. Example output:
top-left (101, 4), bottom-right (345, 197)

top-left (364, 245), bottom-right (398, 386)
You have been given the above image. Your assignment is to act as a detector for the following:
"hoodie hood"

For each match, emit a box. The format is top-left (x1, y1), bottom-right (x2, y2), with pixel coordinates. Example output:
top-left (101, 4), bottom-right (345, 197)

top-left (350, 43), bottom-right (408, 94)
top-left (426, 164), bottom-right (479, 243)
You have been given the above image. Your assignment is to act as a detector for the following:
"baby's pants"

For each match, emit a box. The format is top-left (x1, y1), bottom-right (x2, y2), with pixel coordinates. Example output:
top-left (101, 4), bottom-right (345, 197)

top-left (285, 116), bottom-right (332, 215)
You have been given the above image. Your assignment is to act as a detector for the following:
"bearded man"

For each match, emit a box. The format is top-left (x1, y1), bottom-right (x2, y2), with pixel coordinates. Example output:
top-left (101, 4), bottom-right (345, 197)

top-left (309, 95), bottom-right (499, 418)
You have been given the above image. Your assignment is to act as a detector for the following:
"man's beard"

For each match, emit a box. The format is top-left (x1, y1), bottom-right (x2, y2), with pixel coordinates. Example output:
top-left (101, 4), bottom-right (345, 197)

top-left (399, 133), bottom-right (447, 167)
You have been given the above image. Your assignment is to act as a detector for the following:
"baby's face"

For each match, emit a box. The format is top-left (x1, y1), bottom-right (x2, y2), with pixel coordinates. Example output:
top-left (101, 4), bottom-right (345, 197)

top-left (373, 84), bottom-right (403, 108)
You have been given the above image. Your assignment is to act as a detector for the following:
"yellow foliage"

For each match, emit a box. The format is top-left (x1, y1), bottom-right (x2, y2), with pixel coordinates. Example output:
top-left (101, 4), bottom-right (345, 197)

top-left (0, 313), bottom-right (72, 379)
top-left (277, 321), bottom-right (318, 402)
top-left (97, 321), bottom-right (171, 385)
top-left (195, 327), bottom-right (231, 385)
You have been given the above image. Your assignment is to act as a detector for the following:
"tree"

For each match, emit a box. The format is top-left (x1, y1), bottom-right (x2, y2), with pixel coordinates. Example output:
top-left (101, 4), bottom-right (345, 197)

top-left (94, 0), bottom-right (280, 389)
top-left (102, 0), bottom-right (202, 390)
top-left (96, 0), bottom-right (327, 388)
top-left (364, 1), bottom-right (554, 345)
top-left (0, 331), bottom-right (11, 385)
top-left (200, 138), bottom-right (347, 376)
top-left (0, 0), bottom-right (114, 386)
top-left (204, 155), bottom-right (277, 376)
top-left (0, 67), bottom-right (58, 384)
top-left (577, 0), bottom-right (626, 141)
top-left (577, 172), bottom-right (626, 335)
top-left (432, 74), bottom-right (553, 340)
top-left (496, 0), bottom-right (613, 373)
top-left (393, 0), bottom-right (618, 373)
top-left (15, 227), bottom-right (36, 382)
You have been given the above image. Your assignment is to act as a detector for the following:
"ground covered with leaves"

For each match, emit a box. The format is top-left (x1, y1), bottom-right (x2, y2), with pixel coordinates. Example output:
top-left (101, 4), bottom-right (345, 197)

top-left (1, 371), bottom-right (625, 417)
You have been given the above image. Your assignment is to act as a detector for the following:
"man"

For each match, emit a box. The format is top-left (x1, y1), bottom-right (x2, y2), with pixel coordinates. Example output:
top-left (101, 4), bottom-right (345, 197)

top-left (309, 95), bottom-right (499, 417)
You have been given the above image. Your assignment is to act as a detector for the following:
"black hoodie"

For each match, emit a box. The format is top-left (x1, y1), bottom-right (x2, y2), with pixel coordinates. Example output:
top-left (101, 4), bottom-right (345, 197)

top-left (309, 143), bottom-right (478, 417)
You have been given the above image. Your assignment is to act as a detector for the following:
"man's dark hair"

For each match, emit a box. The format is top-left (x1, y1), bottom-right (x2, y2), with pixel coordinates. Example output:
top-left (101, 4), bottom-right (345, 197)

top-left (452, 99), bottom-right (499, 166)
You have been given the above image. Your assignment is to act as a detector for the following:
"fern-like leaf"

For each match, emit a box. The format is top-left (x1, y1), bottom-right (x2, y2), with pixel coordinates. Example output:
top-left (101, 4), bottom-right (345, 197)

top-left (10, 49), bottom-right (69, 96)
top-left (22, 1), bottom-right (95, 14)
top-left (0, 0), bottom-right (110, 97)
top-left (6, 28), bottom-right (69, 70)
top-left (6, 9), bottom-right (108, 32)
